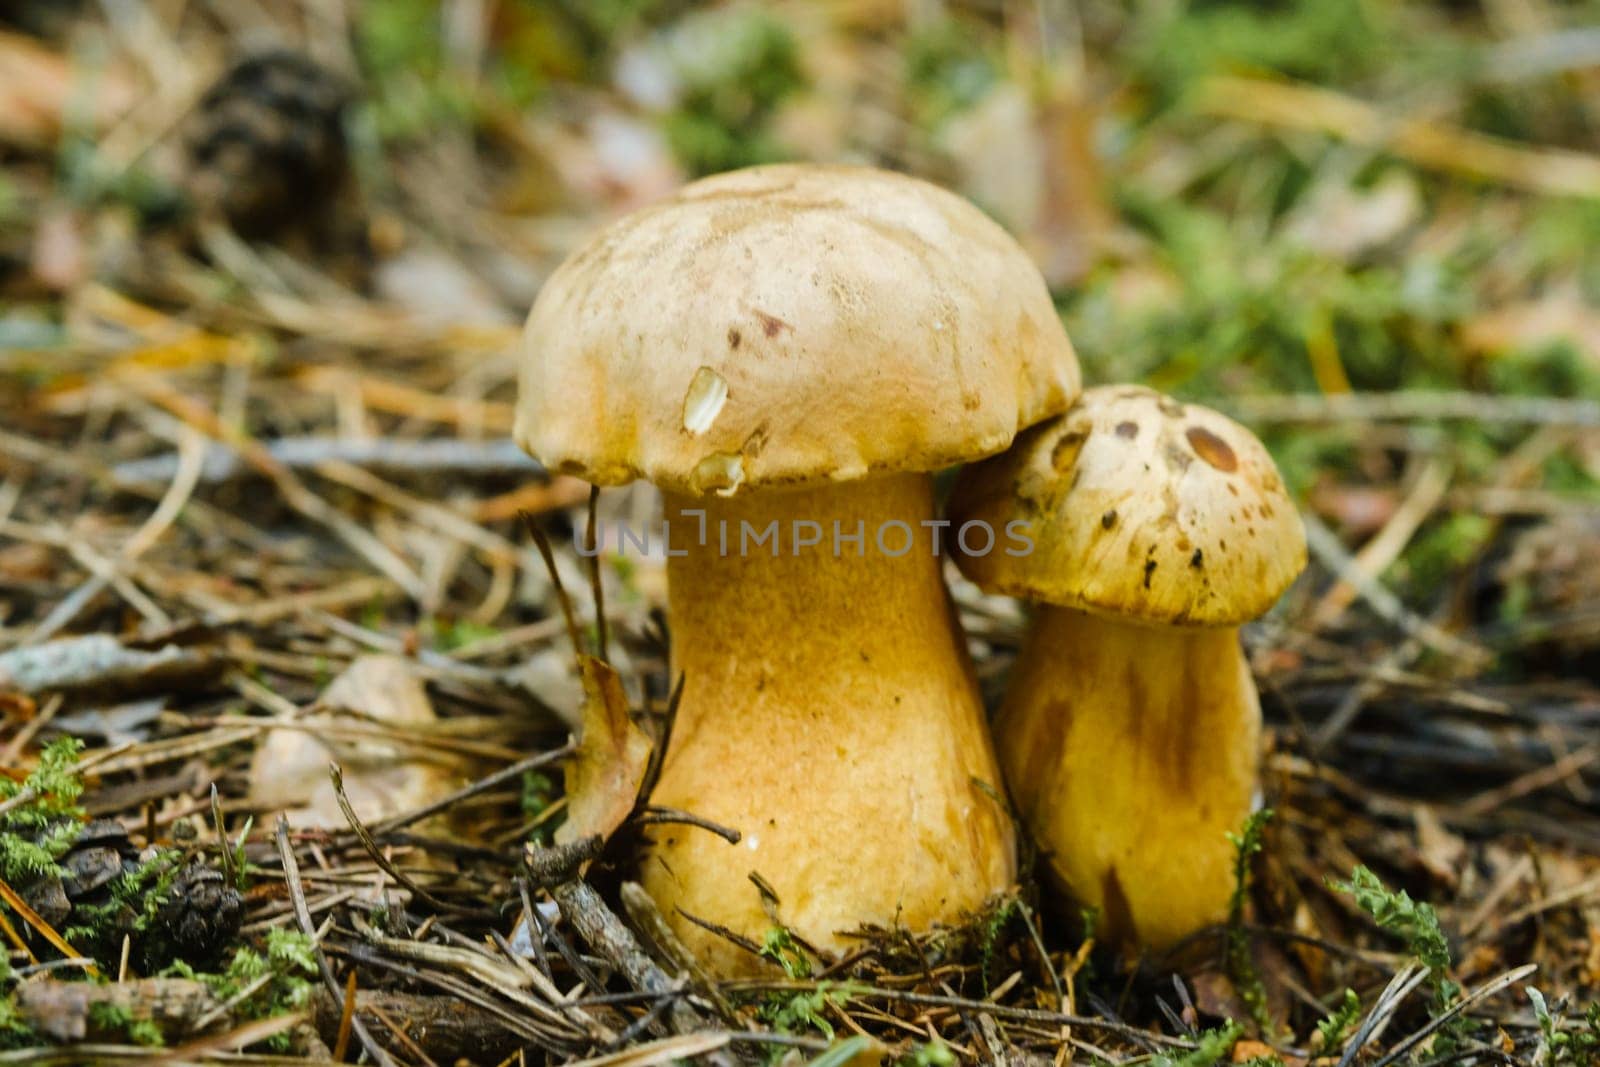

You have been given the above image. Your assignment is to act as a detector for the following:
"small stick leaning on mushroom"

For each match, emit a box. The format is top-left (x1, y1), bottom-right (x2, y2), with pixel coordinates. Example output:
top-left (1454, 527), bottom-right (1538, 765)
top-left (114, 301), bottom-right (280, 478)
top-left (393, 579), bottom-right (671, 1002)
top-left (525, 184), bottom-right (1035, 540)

top-left (514, 163), bottom-right (1081, 975)
top-left (948, 385), bottom-right (1306, 952)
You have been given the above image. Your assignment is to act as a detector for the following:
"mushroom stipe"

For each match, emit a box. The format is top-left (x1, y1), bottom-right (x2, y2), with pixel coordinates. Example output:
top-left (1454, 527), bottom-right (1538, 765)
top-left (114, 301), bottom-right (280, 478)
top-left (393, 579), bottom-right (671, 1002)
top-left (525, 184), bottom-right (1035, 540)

top-left (642, 475), bottom-right (1015, 976)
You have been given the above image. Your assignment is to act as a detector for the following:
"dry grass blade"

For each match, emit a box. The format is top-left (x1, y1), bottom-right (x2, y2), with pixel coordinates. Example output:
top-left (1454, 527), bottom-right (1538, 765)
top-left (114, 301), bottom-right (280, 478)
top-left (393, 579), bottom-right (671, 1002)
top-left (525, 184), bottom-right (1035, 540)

top-left (272, 817), bottom-right (395, 1067)
top-left (0, 874), bottom-right (97, 977)
top-left (524, 514), bottom-right (588, 663)
top-left (1225, 391), bottom-right (1600, 427)
top-left (1301, 513), bottom-right (1488, 665)
top-left (150, 1010), bottom-right (309, 1064)
top-left (586, 485), bottom-right (609, 664)
top-left (1368, 964), bottom-right (1538, 1067)
top-left (366, 743), bottom-right (572, 837)
top-left (1198, 75), bottom-right (1600, 198)
top-left (327, 761), bottom-right (490, 917)
top-left (566, 1031), bottom-right (731, 1067)
top-left (1335, 963), bottom-right (1429, 1067)
top-left (1310, 456), bottom-right (1453, 628)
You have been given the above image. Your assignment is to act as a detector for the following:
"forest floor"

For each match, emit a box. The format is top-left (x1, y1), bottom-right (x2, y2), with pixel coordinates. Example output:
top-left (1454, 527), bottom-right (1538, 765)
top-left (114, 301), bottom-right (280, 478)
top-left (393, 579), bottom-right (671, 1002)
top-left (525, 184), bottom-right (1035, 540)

top-left (1, 1), bottom-right (1599, 1064)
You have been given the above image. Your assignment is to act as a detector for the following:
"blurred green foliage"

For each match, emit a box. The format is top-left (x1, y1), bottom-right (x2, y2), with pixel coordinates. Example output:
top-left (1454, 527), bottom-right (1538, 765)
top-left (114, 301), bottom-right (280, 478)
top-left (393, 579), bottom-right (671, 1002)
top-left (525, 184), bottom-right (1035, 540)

top-left (339, 0), bottom-right (1598, 657)
top-left (165, 930), bottom-right (318, 1053)
top-left (660, 7), bottom-right (803, 174)
top-left (356, 0), bottom-right (669, 139)
top-left (1129, 0), bottom-right (1385, 106)
top-left (355, 1), bottom-right (802, 173)
top-left (357, 0), bottom-right (476, 139)
top-left (0, 737), bottom-right (85, 885)
top-left (904, 17), bottom-right (1001, 128)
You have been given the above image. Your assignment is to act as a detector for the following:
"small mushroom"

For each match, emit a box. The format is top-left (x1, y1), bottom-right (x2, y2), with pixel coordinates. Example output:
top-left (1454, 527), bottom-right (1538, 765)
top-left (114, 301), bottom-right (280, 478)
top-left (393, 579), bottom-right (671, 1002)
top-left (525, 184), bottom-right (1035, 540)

top-left (515, 163), bottom-right (1080, 974)
top-left (948, 386), bottom-right (1306, 951)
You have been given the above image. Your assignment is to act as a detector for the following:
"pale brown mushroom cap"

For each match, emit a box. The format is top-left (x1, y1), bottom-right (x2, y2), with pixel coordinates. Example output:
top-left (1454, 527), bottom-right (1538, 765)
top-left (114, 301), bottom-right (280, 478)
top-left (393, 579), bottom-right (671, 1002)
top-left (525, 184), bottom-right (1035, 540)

top-left (514, 163), bottom-right (1080, 495)
top-left (949, 386), bottom-right (1307, 627)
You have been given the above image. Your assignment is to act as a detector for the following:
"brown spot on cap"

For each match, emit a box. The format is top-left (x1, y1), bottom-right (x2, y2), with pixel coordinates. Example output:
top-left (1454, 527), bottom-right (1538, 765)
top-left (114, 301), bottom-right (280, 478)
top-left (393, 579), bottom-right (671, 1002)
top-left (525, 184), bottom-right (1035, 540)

top-left (1101, 509), bottom-right (1117, 530)
top-left (1143, 559), bottom-right (1157, 588)
top-left (742, 421), bottom-right (770, 457)
top-left (754, 309), bottom-right (792, 337)
top-left (1190, 548), bottom-right (1204, 568)
top-left (1051, 430), bottom-right (1088, 473)
top-left (727, 327), bottom-right (741, 349)
top-left (1115, 420), bottom-right (1140, 440)
top-left (1186, 425), bottom-right (1238, 472)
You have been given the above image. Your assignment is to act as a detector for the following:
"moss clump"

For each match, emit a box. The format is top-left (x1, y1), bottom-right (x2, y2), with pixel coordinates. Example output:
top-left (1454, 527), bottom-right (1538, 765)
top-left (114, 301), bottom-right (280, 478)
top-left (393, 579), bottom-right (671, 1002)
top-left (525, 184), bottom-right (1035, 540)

top-left (0, 991), bottom-right (37, 1052)
top-left (165, 929), bottom-right (317, 1053)
top-left (85, 1000), bottom-right (165, 1048)
top-left (0, 738), bottom-right (86, 886)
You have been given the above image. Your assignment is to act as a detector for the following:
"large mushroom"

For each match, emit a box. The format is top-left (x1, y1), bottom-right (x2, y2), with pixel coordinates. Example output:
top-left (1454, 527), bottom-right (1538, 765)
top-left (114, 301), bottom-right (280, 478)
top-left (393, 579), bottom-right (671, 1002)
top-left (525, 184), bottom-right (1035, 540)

top-left (948, 386), bottom-right (1305, 951)
top-left (515, 163), bottom-right (1080, 974)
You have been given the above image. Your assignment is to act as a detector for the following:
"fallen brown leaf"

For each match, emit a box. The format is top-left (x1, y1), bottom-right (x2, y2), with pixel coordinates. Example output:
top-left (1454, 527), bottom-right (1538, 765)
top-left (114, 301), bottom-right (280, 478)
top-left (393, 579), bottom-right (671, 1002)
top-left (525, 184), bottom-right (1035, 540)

top-left (247, 654), bottom-right (465, 829)
top-left (556, 654), bottom-right (652, 846)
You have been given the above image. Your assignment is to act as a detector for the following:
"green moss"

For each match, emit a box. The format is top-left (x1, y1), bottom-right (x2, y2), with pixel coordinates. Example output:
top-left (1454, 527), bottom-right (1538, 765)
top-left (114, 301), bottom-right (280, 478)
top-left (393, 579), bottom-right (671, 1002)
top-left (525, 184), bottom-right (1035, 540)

top-left (757, 981), bottom-right (861, 1043)
top-left (898, 1038), bottom-right (956, 1067)
top-left (1530, 990), bottom-right (1600, 1066)
top-left (977, 896), bottom-right (1021, 993)
top-left (521, 771), bottom-right (559, 846)
top-left (86, 1000), bottom-right (164, 1048)
top-left (0, 738), bottom-right (86, 885)
top-left (1314, 988), bottom-right (1363, 1053)
top-left (164, 929), bottom-right (317, 1053)
top-left (1395, 514), bottom-right (1494, 601)
top-left (0, 991), bottom-right (37, 1051)
top-left (1149, 1020), bottom-right (1243, 1067)
top-left (758, 926), bottom-right (813, 980)
top-left (435, 618), bottom-right (502, 652)
top-left (356, 0), bottom-right (474, 140)
top-left (61, 849), bottom-right (183, 962)
top-left (1225, 809), bottom-right (1274, 1035)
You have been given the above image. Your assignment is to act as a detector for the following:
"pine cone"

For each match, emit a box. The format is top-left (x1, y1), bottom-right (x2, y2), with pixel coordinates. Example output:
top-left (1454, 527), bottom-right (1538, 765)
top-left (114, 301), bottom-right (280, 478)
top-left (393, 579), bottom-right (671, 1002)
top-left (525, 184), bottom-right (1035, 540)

top-left (14, 819), bottom-right (242, 972)
top-left (139, 863), bottom-right (244, 973)
top-left (186, 50), bottom-right (352, 238)
top-left (15, 817), bottom-right (135, 930)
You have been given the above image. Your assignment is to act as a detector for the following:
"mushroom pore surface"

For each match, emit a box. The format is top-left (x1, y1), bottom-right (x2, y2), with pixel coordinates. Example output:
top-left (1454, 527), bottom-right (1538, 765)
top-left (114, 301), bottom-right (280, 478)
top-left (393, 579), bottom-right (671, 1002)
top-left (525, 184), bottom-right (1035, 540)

top-left (641, 473), bottom-right (1015, 975)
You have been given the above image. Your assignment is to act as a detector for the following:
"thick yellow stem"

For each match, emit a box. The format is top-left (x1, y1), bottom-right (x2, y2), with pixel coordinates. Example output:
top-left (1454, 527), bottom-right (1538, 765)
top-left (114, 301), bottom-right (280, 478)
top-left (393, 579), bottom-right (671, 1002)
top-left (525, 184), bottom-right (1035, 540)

top-left (996, 606), bottom-right (1260, 951)
top-left (641, 473), bottom-right (1015, 975)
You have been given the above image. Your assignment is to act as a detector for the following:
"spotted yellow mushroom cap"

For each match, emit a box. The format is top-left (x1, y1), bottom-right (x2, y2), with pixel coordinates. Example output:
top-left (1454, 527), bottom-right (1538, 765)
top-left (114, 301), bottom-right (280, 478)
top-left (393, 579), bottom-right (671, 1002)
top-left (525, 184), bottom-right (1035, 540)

top-left (948, 386), bottom-right (1307, 627)
top-left (514, 163), bottom-right (1080, 495)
